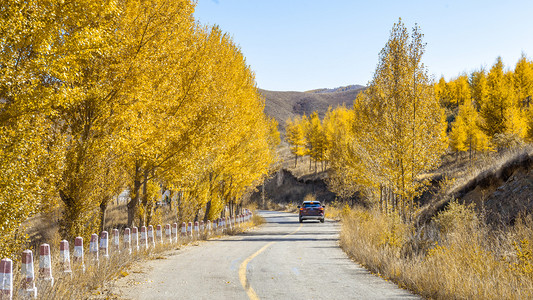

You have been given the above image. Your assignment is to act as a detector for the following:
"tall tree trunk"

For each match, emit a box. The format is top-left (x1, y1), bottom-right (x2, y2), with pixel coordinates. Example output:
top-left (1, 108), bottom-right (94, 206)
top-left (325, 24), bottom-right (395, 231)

top-left (139, 169), bottom-right (149, 226)
top-left (261, 183), bottom-right (265, 209)
top-left (379, 185), bottom-right (383, 213)
top-left (145, 169), bottom-right (156, 226)
top-left (177, 191), bottom-right (183, 222)
top-left (203, 200), bottom-right (212, 223)
top-left (146, 199), bottom-right (154, 226)
top-left (127, 162), bottom-right (142, 227)
top-left (204, 172), bottom-right (213, 222)
top-left (169, 189), bottom-right (173, 211)
top-left (390, 188), bottom-right (395, 213)
top-left (384, 186), bottom-right (388, 214)
top-left (99, 200), bottom-right (108, 233)
top-left (194, 208), bottom-right (199, 222)
top-left (59, 190), bottom-right (79, 240)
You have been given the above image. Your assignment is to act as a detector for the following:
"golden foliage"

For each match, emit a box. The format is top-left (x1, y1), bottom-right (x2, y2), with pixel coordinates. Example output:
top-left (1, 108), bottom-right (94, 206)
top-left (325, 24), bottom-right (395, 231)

top-left (0, 0), bottom-right (278, 257)
top-left (438, 54), bottom-right (533, 151)
top-left (327, 20), bottom-right (446, 218)
top-left (449, 99), bottom-right (492, 156)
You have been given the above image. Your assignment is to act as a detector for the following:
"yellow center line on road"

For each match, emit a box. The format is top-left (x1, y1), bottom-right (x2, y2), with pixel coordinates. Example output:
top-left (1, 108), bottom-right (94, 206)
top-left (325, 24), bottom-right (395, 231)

top-left (238, 224), bottom-right (303, 300)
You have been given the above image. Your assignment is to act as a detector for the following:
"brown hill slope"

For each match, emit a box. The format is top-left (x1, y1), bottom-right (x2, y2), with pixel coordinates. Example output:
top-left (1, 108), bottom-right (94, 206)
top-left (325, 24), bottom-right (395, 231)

top-left (418, 147), bottom-right (533, 226)
top-left (260, 85), bottom-right (365, 131)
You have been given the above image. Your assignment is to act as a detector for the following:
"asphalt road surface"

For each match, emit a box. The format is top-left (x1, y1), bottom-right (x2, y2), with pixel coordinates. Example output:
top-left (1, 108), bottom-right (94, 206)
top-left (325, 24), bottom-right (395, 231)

top-left (113, 211), bottom-right (418, 299)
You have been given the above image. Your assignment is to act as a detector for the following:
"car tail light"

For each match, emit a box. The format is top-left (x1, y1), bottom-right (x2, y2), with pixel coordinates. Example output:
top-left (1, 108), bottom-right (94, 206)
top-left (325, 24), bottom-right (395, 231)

top-left (300, 208), bottom-right (304, 211)
top-left (319, 207), bottom-right (324, 210)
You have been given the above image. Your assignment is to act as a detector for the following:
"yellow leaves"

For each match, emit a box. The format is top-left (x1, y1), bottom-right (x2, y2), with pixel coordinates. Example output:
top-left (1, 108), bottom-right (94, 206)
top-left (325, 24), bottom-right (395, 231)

top-left (449, 99), bottom-right (491, 154)
top-left (306, 112), bottom-right (327, 163)
top-left (510, 239), bottom-right (533, 278)
top-left (336, 20), bottom-right (444, 210)
top-left (285, 115), bottom-right (308, 158)
top-left (0, 113), bottom-right (64, 257)
top-left (514, 54), bottom-right (533, 102)
top-left (441, 54), bottom-right (533, 150)
top-left (1, 0), bottom-right (278, 247)
top-left (435, 75), bottom-right (471, 109)
top-left (121, 17), bottom-right (278, 224)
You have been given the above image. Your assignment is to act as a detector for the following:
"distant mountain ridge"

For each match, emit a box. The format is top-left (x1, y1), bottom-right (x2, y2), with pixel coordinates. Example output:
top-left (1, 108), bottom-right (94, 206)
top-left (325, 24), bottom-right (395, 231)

top-left (306, 84), bottom-right (365, 94)
top-left (259, 85), bottom-right (366, 131)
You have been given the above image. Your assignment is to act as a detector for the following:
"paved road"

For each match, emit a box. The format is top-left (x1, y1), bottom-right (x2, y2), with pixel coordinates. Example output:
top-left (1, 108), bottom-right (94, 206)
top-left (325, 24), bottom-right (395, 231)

top-left (113, 211), bottom-right (418, 299)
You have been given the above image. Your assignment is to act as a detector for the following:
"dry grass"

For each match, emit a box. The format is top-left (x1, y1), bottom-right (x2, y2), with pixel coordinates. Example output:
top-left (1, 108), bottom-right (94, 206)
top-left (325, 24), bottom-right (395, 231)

top-left (341, 204), bottom-right (533, 299)
top-left (324, 200), bottom-right (349, 221)
top-left (259, 197), bottom-right (298, 212)
top-left (250, 214), bottom-right (266, 227)
top-left (11, 210), bottom-right (262, 299)
top-left (417, 146), bottom-right (533, 224)
top-left (104, 203), bottom-right (129, 229)
top-left (282, 153), bottom-right (325, 178)
top-left (277, 136), bottom-right (328, 179)
top-left (283, 202), bottom-right (299, 213)
top-left (11, 240), bottom-right (177, 299)
top-left (422, 147), bottom-right (532, 196)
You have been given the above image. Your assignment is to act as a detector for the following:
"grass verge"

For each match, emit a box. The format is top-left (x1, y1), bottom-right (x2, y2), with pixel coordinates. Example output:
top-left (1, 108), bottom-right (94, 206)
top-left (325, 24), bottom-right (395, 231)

top-left (340, 204), bottom-right (533, 299)
top-left (10, 213), bottom-right (263, 299)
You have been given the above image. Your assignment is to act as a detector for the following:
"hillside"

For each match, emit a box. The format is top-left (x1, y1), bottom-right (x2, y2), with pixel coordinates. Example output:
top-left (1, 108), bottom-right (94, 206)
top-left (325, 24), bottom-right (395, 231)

top-left (418, 147), bottom-right (533, 227)
top-left (260, 85), bottom-right (365, 131)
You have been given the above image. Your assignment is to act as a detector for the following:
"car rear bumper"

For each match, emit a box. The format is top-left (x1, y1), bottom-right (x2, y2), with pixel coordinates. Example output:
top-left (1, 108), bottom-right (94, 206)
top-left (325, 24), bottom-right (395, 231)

top-left (299, 215), bottom-right (324, 220)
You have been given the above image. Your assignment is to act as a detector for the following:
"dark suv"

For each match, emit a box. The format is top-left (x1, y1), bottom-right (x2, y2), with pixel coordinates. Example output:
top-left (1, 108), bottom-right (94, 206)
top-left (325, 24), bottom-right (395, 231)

top-left (298, 201), bottom-right (325, 223)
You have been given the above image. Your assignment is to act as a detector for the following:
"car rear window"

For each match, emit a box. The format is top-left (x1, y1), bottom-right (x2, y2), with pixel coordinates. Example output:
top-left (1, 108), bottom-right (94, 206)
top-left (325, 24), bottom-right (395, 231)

top-left (303, 203), bottom-right (321, 208)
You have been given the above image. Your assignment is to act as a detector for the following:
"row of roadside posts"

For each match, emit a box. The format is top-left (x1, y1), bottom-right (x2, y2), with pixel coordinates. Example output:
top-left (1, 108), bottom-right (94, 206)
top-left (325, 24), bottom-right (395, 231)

top-left (0, 211), bottom-right (253, 299)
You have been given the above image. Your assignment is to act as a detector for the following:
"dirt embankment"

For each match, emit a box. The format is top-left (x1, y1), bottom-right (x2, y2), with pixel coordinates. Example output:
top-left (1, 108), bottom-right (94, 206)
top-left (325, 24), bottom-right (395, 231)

top-left (250, 169), bottom-right (337, 204)
top-left (419, 150), bottom-right (533, 226)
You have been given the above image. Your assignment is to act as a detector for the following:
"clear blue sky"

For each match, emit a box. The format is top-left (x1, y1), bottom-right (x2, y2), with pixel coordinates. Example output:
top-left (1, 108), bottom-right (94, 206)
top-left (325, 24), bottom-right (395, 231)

top-left (194, 0), bottom-right (533, 92)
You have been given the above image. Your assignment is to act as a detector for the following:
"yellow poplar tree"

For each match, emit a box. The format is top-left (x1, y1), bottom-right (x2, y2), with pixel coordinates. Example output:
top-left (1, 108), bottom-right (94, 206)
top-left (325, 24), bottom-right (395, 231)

top-left (120, 0), bottom-right (198, 226)
top-left (324, 107), bottom-right (359, 199)
top-left (481, 57), bottom-right (527, 148)
top-left (514, 53), bottom-right (533, 106)
top-left (306, 112), bottom-right (327, 172)
top-left (481, 57), bottom-right (516, 137)
top-left (449, 100), bottom-right (491, 159)
top-left (453, 75), bottom-right (471, 106)
top-left (0, 0), bottom-right (119, 255)
top-left (143, 24), bottom-right (278, 224)
top-left (435, 77), bottom-right (453, 108)
top-left (513, 54), bottom-right (533, 142)
top-left (331, 19), bottom-right (446, 217)
top-left (285, 116), bottom-right (308, 167)
top-left (323, 106), bottom-right (352, 166)
top-left (470, 69), bottom-right (488, 109)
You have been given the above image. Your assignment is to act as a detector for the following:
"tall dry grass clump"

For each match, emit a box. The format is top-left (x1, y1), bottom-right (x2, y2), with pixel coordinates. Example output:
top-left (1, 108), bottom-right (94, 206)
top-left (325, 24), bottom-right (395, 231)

top-left (341, 203), bottom-right (533, 299)
top-left (324, 200), bottom-right (350, 221)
